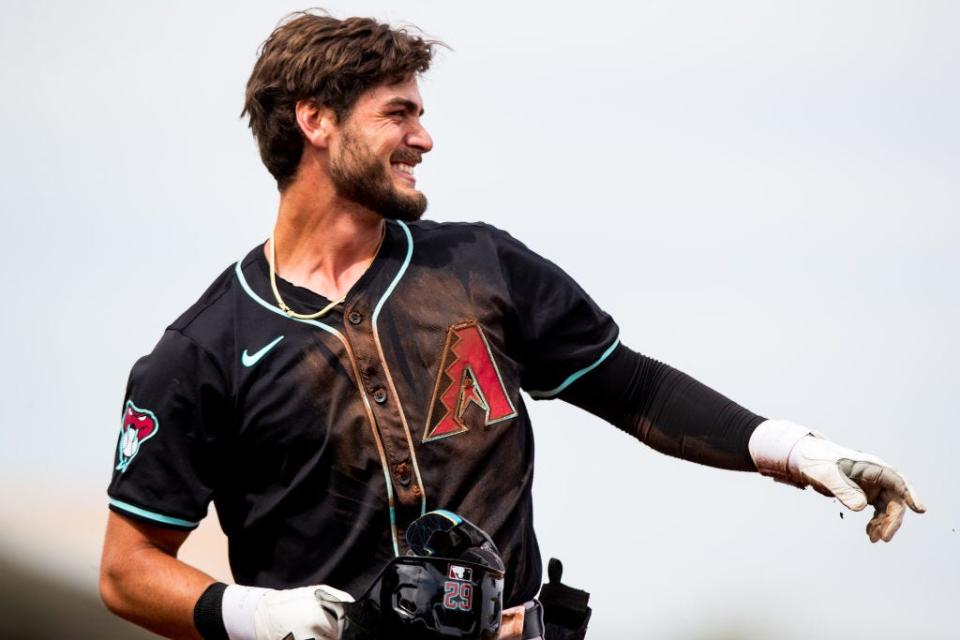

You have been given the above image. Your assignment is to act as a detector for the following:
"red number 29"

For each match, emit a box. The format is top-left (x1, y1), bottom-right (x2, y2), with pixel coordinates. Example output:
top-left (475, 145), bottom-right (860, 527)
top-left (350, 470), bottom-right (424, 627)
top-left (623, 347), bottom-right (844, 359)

top-left (443, 581), bottom-right (474, 611)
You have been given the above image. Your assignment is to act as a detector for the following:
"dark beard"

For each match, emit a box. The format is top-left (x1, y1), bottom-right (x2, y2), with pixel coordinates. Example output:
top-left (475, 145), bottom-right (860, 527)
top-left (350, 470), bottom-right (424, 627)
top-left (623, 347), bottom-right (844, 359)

top-left (329, 129), bottom-right (427, 221)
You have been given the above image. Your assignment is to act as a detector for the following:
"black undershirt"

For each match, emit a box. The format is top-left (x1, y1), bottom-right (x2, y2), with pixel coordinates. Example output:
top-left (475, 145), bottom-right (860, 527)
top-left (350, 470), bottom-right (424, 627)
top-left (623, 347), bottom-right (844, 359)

top-left (559, 343), bottom-right (764, 471)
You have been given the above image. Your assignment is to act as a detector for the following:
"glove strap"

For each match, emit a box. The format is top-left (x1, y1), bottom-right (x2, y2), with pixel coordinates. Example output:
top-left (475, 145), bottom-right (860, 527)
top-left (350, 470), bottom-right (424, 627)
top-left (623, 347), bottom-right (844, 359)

top-left (748, 419), bottom-right (820, 487)
top-left (222, 584), bottom-right (272, 640)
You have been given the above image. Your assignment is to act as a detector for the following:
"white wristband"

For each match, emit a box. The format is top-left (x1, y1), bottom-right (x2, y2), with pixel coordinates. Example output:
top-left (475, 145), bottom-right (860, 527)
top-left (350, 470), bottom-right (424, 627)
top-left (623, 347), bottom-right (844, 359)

top-left (222, 584), bottom-right (273, 640)
top-left (748, 419), bottom-right (820, 485)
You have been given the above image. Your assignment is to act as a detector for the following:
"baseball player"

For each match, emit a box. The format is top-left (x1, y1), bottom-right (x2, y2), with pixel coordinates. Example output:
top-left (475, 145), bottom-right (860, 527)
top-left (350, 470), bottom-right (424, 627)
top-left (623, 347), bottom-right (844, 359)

top-left (100, 12), bottom-right (926, 640)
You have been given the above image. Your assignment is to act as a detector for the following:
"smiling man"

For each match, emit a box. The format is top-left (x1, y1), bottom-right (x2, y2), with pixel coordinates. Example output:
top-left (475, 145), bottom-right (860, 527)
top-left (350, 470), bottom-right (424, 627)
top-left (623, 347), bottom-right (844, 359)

top-left (99, 11), bottom-right (926, 640)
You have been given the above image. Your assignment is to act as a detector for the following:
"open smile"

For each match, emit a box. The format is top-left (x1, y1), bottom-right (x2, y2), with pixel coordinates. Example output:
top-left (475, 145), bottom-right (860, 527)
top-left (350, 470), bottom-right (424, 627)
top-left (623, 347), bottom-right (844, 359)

top-left (391, 162), bottom-right (417, 187)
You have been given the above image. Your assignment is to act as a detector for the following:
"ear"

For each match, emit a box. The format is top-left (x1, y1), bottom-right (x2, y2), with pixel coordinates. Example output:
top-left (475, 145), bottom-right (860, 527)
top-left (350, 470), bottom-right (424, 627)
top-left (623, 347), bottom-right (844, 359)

top-left (295, 99), bottom-right (337, 150)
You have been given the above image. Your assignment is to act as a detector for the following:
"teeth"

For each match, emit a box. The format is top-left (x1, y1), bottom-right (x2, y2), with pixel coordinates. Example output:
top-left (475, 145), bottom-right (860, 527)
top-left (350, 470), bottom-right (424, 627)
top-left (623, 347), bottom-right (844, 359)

top-left (393, 163), bottom-right (414, 175)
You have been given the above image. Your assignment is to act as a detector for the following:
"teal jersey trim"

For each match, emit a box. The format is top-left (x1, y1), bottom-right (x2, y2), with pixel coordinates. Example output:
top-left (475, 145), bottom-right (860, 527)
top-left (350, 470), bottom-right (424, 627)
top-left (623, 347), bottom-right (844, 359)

top-left (109, 498), bottom-right (199, 529)
top-left (234, 260), bottom-right (340, 334)
top-left (372, 220), bottom-right (413, 324)
top-left (233, 258), bottom-right (401, 557)
top-left (527, 337), bottom-right (621, 399)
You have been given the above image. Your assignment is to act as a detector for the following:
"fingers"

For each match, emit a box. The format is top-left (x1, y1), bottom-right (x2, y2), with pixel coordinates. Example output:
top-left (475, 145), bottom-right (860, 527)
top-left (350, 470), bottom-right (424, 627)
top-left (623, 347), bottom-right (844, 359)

top-left (874, 468), bottom-right (926, 514)
top-left (864, 462), bottom-right (926, 514)
top-left (866, 494), bottom-right (906, 543)
top-left (838, 459), bottom-right (927, 514)
top-left (837, 459), bottom-right (926, 541)
top-left (881, 500), bottom-right (906, 541)
top-left (866, 500), bottom-right (885, 543)
top-left (794, 440), bottom-right (925, 541)
top-left (899, 477), bottom-right (927, 514)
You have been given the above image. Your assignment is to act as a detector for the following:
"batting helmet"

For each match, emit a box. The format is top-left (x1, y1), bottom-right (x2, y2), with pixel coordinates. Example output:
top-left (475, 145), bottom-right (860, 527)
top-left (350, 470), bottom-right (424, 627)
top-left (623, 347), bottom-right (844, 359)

top-left (342, 510), bottom-right (505, 639)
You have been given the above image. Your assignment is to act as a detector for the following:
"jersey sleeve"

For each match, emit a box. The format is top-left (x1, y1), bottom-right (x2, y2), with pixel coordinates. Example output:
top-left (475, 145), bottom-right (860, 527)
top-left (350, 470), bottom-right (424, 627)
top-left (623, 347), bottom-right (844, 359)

top-left (107, 329), bottom-right (228, 530)
top-left (493, 228), bottom-right (620, 398)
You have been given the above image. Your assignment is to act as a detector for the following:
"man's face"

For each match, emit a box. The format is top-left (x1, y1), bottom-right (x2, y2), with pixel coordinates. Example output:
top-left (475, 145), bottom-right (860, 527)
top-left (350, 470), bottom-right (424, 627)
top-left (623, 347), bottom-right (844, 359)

top-left (328, 77), bottom-right (433, 221)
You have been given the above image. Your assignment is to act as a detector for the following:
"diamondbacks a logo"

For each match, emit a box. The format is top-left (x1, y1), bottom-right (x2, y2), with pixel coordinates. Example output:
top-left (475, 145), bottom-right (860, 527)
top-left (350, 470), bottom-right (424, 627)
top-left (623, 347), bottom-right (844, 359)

top-left (116, 400), bottom-right (159, 473)
top-left (423, 321), bottom-right (517, 443)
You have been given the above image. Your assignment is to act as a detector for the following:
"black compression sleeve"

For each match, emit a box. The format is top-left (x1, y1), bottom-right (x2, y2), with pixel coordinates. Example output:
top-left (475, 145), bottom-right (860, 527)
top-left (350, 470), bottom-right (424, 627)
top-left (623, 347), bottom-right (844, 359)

top-left (558, 343), bottom-right (764, 471)
top-left (194, 582), bottom-right (228, 640)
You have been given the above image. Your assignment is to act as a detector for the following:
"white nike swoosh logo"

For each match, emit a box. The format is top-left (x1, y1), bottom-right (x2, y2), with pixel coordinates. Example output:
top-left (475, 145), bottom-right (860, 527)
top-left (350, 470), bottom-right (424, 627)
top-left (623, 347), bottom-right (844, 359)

top-left (242, 335), bottom-right (284, 368)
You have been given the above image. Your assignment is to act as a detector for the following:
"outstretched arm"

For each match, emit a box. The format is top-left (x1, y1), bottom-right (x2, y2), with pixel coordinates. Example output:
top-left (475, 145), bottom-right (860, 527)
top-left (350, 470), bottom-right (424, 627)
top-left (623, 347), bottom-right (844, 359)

top-left (558, 342), bottom-right (764, 470)
top-left (558, 342), bottom-right (926, 541)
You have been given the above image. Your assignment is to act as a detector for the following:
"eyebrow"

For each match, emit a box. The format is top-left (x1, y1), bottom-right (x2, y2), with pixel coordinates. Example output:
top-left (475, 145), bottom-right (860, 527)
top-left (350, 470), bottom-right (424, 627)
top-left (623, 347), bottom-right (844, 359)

top-left (384, 97), bottom-right (424, 116)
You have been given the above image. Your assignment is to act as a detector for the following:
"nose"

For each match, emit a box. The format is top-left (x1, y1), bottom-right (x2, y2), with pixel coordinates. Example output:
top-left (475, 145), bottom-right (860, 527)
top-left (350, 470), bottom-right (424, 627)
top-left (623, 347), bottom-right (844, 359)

top-left (407, 120), bottom-right (433, 154)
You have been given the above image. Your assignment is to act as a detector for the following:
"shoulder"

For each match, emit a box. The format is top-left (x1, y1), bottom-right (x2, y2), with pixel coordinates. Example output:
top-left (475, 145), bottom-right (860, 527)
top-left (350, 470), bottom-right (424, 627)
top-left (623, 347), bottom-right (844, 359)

top-left (156, 246), bottom-right (263, 364)
top-left (167, 262), bottom-right (237, 334)
top-left (403, 219), bottom-right (528, 262)
top-left (404, 219), bottom-right (509, 241)
top-left (128, 254), bottom-right (251, 392)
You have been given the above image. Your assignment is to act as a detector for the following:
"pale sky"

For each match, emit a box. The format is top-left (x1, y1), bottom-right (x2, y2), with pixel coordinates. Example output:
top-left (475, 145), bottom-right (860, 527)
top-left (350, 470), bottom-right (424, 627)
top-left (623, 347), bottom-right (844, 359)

top-left (0, 1), bottom-right (957, 638)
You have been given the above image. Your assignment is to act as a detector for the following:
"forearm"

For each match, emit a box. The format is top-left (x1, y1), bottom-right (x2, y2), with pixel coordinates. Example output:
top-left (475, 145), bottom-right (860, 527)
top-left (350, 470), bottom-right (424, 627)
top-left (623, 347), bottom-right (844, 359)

top-left (558, 343), bottom-right (764, 470)
top-left (100, 513), bottom-right (215, 640)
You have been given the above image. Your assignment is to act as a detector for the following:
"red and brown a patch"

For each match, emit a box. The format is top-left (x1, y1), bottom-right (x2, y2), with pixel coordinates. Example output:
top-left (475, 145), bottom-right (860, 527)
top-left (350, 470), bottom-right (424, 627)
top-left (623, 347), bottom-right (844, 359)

top-left (422, 322), bottom-right (517, 443)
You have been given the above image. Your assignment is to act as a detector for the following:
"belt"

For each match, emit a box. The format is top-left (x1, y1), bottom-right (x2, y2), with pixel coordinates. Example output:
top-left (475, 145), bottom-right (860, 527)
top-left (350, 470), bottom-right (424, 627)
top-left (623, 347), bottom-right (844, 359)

top-left (499, 599), bottom-right (545, 640)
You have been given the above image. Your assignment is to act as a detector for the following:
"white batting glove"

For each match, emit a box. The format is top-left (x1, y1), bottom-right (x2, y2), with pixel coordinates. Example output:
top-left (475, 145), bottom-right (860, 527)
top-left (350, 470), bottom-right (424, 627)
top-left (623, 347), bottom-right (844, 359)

top-left (222, 583), bottom-right (354, 640)
top-left (749, 419), bottom-right (926, 542)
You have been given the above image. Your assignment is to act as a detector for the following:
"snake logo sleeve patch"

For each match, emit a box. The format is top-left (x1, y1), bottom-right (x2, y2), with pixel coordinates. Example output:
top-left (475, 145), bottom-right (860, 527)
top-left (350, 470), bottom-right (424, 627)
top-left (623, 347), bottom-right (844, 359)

top-left (115, 400), bottom-right (160, 473)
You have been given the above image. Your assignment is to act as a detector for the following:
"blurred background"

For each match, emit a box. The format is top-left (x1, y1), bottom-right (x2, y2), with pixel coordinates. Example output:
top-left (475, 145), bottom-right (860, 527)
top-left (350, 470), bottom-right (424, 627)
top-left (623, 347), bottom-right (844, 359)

top-left (0, 0), bottom-right (957, 638)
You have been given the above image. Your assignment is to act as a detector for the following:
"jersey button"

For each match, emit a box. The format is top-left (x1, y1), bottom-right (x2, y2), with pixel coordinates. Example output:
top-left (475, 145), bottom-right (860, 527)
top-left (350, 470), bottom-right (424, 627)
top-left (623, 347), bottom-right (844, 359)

top-left (372, 387), bottom-right (387, 404)
top-left (348, 310), bottom-right (363, 325)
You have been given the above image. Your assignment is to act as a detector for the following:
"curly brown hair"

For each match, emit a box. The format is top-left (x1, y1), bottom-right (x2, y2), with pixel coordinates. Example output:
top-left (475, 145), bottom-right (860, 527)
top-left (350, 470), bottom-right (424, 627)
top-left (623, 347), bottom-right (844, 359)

top-left (243, 10), bottom-right (441, 190)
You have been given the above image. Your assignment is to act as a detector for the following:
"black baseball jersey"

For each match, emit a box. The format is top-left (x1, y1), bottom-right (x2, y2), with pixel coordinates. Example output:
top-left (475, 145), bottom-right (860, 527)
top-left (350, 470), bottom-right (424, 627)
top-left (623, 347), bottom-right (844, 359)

top-left (107, 220), bottom-right (620, 607)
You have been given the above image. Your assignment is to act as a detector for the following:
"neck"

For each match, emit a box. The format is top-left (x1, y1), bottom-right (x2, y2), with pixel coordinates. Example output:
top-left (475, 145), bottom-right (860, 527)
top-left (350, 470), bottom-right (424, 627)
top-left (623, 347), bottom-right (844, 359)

top-left (269, 172), bottom-right (386, 302)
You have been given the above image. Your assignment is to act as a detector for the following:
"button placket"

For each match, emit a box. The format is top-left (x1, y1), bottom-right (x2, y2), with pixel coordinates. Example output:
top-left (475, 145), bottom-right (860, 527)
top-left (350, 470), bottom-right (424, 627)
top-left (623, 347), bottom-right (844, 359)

top-left (343, 301), bottom-right (421, 509)
top-left (395, 462), bottom-right (411, 486)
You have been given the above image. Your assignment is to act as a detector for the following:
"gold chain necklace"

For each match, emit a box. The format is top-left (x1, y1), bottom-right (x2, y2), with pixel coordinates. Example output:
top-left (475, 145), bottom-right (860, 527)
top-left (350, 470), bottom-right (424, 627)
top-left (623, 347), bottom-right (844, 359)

top-left (267, 227), bottom-right (385, 320)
